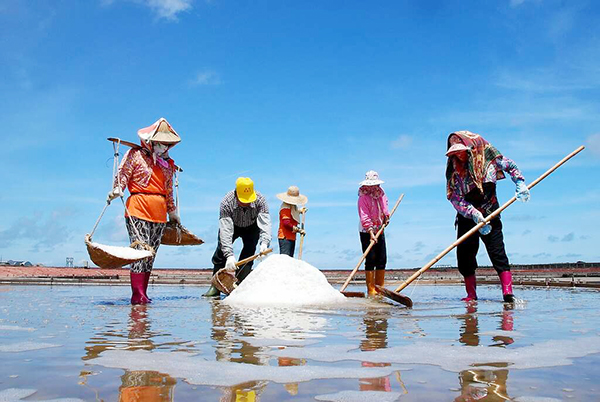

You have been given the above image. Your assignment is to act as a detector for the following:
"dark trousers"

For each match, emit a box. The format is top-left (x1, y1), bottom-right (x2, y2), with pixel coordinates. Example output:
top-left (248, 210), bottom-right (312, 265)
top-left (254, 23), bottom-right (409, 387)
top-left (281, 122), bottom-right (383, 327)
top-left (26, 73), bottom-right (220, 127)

top-left (359, 231), bottom-right (387, 271)
top-left (278, 238), bottom-right (296, 257)
top-left (456, 215), bottom-right (510, 277)
top-left (211, 223), bottom-right (260, 283)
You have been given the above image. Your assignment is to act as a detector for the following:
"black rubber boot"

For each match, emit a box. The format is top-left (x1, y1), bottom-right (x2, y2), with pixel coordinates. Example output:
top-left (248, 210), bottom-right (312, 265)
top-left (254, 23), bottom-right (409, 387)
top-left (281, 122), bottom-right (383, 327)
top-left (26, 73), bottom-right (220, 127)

top-left (202, 285), bottom-right (220, 298)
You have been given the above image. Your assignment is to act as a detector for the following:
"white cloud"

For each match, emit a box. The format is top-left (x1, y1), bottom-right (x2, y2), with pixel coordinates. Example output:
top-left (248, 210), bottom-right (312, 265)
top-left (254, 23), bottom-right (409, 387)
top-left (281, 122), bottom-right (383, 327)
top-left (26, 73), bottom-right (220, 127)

top-left (103, 0), bottom-right (193, 20)
top-left (509, 0), bottom-right (542, 8)
top-left (391, 134), bottom-right (413, 150)
top-left (587, 133), bottom-right (600, 156)
top-left (190, 70), bottom-right (221, 86)
top-left (147, 0), bottom-right (193, 20)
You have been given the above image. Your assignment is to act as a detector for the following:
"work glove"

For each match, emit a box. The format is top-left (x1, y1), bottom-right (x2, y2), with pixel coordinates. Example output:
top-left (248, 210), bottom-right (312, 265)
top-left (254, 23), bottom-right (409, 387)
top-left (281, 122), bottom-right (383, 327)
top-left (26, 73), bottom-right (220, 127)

top-left (293, 226), bottom-right (306, 236)
top-left (472, 210), bottom-right (491, 236)
top-left (168, 211), bottom-right (181, 224)
top-left (515, 179), bottom-right (530, 203)
top-left (259, 243), bottom-right (268, 254)
top-left (225, 256), bottom-right (237, 272)
top-left (106, 187), bottom-right (124, 204)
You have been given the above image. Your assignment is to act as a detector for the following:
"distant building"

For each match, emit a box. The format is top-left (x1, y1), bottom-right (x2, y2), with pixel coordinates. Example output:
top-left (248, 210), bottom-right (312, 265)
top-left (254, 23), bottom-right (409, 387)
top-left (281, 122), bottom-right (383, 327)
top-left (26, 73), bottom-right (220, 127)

top-left (7, 260), bottom-right (33, 267)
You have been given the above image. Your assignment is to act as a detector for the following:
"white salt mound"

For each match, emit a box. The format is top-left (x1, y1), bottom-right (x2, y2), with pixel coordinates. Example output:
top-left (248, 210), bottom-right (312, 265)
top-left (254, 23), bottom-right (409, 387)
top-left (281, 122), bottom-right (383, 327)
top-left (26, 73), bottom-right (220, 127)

top-left (91, 242), bottom-right (153, 260)
top-left (224, 255), bottom-right (347, 307)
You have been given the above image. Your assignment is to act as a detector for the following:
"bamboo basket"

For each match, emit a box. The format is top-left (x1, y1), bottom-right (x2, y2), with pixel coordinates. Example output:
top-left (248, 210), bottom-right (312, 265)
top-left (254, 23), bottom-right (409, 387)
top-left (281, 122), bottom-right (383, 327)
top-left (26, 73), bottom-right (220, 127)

top-left (211, 268), bottom-right (237, 294)
top-left (161, 222), bottom-right (204, 246)
top-left (85, 234), bottom-right (154, 269)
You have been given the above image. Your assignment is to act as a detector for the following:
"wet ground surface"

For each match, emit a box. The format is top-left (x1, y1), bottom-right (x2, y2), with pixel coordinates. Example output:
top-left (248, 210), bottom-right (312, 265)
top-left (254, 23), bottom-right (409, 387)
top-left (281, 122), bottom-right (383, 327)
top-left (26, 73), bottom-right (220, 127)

top-left (1, 284), bottom-right (599, 401)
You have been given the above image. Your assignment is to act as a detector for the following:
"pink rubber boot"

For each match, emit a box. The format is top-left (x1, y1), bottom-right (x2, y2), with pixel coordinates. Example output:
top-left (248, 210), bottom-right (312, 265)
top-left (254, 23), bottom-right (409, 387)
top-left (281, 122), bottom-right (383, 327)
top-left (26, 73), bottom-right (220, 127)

top-left (143, 272), bottom-right (152, 302)
top-left (499, 271), bottom-right (515, 303)
top-left (130, 272), bottom-right (149, 305)
top-left (461, 275), bottom-right (477, 301)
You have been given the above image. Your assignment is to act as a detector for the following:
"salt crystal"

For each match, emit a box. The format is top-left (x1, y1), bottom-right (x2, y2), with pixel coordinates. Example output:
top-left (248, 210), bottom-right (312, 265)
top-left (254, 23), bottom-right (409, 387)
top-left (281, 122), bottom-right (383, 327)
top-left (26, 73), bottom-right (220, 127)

top-left (224, 255), bottom-right (347, 307)
top-left (90, 242), bottom-right (153, 260)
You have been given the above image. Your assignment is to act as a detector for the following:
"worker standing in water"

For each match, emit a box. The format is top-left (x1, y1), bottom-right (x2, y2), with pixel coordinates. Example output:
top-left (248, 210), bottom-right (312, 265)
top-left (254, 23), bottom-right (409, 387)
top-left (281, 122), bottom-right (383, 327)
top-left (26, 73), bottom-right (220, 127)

top-left (445, 130), bottom-right (530, 303)
top-left (203, 177), bottom-right (271, 298)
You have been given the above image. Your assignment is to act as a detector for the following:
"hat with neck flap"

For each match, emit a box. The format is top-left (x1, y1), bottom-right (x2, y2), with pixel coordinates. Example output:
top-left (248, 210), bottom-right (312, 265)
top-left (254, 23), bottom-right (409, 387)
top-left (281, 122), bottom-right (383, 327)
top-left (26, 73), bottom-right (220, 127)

top-left (137, 117), bottom-right (181, 150)
top-left (445, 130), bottom-right (504, 200)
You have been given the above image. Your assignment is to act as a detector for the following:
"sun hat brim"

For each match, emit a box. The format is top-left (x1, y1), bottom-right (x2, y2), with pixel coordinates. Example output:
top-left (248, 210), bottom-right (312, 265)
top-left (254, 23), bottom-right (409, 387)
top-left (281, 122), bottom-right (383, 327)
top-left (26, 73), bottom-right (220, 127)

top-left (276, 192), bottom-right (308, 205)
top-left (359, 179), bottom-right (384, 186)
top-left (446, 143), bottom-right (469, 156)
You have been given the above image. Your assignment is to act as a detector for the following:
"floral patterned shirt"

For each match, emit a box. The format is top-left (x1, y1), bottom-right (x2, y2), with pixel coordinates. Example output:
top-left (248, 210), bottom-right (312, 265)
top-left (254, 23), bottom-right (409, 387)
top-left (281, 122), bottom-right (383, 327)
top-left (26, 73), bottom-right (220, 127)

top-left (449, 156), bottom-right (524, 219)
top-left (114, 148), bottom-right (177, 213)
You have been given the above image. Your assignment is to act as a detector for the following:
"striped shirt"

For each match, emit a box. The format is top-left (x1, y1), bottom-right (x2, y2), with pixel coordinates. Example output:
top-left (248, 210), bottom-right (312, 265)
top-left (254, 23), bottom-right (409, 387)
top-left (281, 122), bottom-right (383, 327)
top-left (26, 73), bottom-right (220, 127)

top-left (218, 190), bottom-right (271, 258)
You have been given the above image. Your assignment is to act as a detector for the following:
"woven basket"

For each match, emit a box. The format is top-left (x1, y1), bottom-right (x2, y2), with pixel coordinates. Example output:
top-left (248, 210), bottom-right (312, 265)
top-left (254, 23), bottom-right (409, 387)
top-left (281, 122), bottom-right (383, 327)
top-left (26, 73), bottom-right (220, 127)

top-left (211, 268), bottom-right (237, 295)
top-left (84, 234), bottom-right (154, 269)
top-left (161, 222), bottom-right (204, 246)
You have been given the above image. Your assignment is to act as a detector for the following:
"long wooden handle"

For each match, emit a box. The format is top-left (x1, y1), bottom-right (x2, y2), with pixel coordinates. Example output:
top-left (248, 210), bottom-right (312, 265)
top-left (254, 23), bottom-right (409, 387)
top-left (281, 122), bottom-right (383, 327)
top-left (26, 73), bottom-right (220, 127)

top-left (236, 248), bottom-right (273, 267)
top-left (340, 193), bottom-right (405, 292)
top-left (298, 209), bottom-right (307, 260)
top-left (107, 137), bottom-right (183, 172)
top-left (394, 145), bottom-right (585, 293)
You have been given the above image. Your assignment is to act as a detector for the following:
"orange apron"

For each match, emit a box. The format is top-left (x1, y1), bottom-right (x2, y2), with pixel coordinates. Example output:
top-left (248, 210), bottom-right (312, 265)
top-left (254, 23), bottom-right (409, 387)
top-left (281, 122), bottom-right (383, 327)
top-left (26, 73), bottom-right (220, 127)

top-left (126, 164), bottom-right (167, 223)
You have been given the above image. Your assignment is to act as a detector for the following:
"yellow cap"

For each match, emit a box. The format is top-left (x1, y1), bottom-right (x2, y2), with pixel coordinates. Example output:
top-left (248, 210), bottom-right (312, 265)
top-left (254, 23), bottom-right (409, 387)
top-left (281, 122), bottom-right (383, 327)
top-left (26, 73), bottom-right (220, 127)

top-left (235, 177), bottom-right (257, 204)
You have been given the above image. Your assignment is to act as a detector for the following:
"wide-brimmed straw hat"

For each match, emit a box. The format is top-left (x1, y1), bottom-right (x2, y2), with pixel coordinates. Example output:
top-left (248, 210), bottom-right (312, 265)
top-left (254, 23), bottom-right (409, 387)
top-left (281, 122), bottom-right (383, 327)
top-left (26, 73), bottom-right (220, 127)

top-left (236, 177), bottom-right (257, 204)
top-left (276, 186), bottom-right (308, 206)
top-left (445, 143), bottom-right (469, 157)
top-left (138, 117), bottom-right (181, 145)
top-left (359, 170), bottom-right (384, 186)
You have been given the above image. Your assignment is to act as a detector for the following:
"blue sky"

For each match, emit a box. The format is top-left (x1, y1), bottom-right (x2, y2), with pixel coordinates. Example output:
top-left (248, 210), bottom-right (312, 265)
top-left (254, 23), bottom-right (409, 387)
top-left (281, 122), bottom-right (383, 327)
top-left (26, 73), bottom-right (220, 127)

top-left (1, 0), bottom-right (599, 269)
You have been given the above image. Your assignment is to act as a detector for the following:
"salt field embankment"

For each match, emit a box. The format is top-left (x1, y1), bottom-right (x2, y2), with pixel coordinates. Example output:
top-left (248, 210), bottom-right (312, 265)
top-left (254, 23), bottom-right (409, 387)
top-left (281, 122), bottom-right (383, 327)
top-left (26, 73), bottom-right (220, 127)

top-left (1, 263), bottom-right (599, 289)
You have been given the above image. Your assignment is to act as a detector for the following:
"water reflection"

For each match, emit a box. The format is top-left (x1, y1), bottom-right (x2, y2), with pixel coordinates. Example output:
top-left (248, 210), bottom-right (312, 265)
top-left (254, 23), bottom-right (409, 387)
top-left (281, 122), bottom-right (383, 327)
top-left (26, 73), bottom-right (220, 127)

top-left (82, 306), bottom-right (177, 401)
top-left (210, 301), bottom-right (268, 401)
top-left (359, 308), bottom-right (392, 392)
top-left (119, 306), bottom-right (176, 402)
top-left (455, 303), bottom-right (515, 401)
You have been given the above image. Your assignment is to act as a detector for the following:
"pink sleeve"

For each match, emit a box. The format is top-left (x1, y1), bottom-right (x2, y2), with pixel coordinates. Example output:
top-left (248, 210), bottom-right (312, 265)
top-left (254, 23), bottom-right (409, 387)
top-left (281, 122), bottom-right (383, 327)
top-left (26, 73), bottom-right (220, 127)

top-left (381, 194), bottom-right (390, 216)
top-left (358, 195), bottom-right (373, 231)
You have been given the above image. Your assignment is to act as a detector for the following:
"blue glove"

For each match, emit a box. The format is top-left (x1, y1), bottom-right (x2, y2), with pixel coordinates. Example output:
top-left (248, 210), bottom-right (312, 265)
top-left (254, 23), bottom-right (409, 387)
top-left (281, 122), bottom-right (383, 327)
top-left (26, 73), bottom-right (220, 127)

top-left (516, 179), bottom-right (530, 203)
top-left (472, 210), bottom-right (492, 236)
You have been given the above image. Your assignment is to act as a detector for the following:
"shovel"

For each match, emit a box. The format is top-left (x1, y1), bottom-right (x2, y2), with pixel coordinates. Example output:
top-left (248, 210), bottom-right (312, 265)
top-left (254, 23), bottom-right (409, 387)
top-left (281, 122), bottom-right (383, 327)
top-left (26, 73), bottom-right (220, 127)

top-left (340, 194), bottom-right (405, 298)
top-left (212, 248), bottom-right (273, 294)
top-left (376, 145), bottom-right (585, 307)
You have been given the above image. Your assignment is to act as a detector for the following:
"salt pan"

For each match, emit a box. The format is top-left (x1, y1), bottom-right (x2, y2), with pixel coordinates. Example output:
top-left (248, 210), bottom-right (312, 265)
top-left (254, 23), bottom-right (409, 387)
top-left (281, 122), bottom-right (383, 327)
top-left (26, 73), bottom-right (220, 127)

top-left (0, 325), bottom-right (35, 332)
top-left (315, 390), bottom-right (403, 402)
top-left (90, 242), bottom-right (153, 260)
top-left (0, 342), bottom-right (60, 353)
top-left (92, 349), bottom-right (401, 387)
top-left (224, 255), bottom-right (347, 307)
top-left (270, 336), bottom-right (600, 372)
top-left (0, 388), bottom-right (84, 402)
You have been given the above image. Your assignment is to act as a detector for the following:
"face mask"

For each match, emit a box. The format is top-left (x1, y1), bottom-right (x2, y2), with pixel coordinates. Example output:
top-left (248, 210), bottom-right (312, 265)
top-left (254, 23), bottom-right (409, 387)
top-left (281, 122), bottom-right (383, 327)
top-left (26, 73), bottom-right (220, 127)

top-left (153, 143), bottom-right (169, 156)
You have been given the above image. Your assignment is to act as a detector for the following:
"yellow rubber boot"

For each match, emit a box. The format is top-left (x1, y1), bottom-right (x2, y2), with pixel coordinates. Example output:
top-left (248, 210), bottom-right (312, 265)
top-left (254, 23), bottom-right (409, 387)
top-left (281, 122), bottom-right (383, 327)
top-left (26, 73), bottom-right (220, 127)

top-left (375, 269), bottom-right (385, 288)
top-left (365, 271), bottom-right (377, 296)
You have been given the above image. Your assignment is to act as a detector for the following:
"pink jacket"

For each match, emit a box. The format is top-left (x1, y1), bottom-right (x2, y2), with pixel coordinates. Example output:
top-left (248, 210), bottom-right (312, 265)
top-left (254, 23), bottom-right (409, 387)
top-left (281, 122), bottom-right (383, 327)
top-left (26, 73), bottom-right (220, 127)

top-left (358, 193), bottom-right (389, 232)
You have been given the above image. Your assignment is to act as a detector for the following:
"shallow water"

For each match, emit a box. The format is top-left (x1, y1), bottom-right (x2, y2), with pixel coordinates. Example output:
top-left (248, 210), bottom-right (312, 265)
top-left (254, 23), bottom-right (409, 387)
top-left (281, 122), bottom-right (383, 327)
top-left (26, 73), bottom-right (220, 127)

top-left (0, 284), bottom-right (599, 401)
